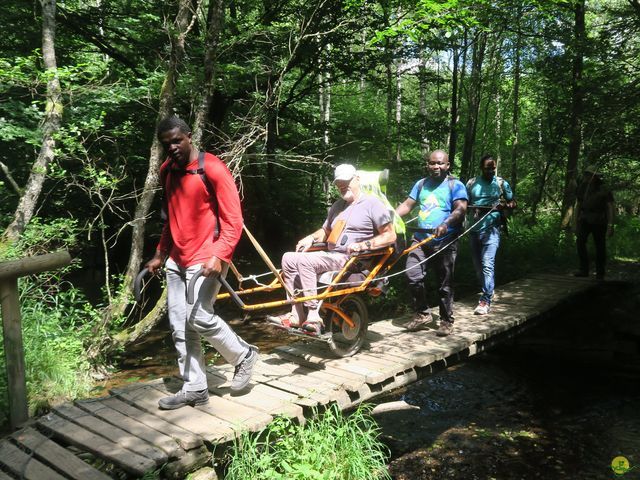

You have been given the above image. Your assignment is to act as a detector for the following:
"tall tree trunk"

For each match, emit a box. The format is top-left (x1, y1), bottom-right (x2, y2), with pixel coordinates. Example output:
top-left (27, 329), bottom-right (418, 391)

top-left (360, 31), bottom-right (367, 91)
top-left (385, 41), bottom-right (394, 161)
top-left (319, 44), bottom-right (331, 149)
top-left (530, 114), bottom-right (551, 222)
top-left (495, 90), bottom-right (502, 170)
top-left (382, 3), bottom-right (393, 160)
top-left (192, 0), bottom-right (224, 149)
top-left (101, 0), bottom-right (194, 330)
top-left (395, 61), bottom-right (402, 162)
top-left (460, 31), bottom-right (487, 182)
top-left (449, 31), bottom-right (467, 165)
top-left (479, 35), bottom-right (503, 156)
top-left (448, 46), bottom-right (460, 162)
top-left (418, 44), bottom-right (429, 157)
top-left (3, 0), bottom-right (62, 243)
top-left (510, 8), bottom-right (522, 193)
top-left (561, 0), bottom-right (585, 228)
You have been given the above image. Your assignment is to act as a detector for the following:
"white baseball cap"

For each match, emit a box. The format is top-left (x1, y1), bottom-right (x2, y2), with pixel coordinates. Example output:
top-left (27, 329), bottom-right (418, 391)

top-left (333, 164), bottom-right (357, 183)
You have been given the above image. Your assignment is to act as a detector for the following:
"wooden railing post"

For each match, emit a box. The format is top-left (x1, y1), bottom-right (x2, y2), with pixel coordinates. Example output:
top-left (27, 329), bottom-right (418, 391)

top-left (0, 250), bottom-right (71, 429)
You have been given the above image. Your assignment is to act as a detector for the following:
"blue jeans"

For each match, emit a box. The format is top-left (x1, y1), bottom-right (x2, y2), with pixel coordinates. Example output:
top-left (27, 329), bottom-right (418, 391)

top-left (469, 226), bottom-right (501, 304)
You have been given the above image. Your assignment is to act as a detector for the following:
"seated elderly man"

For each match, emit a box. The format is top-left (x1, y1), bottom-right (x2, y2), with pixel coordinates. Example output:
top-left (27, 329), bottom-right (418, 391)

top-left (268, 164), bottom-right (396, 335)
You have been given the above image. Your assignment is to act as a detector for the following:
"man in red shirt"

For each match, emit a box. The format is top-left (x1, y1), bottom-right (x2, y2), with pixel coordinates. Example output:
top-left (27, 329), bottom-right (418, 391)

top-left (145, 116), bottom-right (258, 410)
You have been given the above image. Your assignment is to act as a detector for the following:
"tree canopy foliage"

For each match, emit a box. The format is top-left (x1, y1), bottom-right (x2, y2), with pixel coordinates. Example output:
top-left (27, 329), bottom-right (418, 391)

top-left (1, 0), bottom-right (639, 405)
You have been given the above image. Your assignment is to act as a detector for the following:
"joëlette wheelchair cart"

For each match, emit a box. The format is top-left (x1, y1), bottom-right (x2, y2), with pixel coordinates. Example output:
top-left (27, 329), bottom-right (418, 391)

top-left (135, 169), bottom-right (437, 358)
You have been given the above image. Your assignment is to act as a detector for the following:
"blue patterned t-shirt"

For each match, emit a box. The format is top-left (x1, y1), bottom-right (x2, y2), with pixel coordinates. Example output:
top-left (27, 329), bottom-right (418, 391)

top-left (408, 176), bottom-right (468, 242)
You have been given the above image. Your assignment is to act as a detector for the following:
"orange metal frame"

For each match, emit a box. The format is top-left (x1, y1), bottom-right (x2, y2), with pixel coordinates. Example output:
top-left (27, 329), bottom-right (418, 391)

top-left (214, 234), bottom-right (435, 317)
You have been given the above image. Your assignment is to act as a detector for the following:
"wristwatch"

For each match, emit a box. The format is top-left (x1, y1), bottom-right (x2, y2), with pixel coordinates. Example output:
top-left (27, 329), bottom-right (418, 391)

top-left (365, 240), bottom-right (372, 250)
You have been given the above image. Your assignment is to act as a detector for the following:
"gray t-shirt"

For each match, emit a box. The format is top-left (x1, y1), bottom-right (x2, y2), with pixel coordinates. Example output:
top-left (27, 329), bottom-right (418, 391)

top-left (322, 194), bottom-right (392, 253)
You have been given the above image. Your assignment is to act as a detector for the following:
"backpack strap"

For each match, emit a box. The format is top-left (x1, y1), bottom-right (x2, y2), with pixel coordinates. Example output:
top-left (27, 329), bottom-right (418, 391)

top-left (326, 199), bottom-right (348, 229)
top-left (497, 176), bottom-right (505, 199)
top-left (160, 151), bottom-right (220, 239)
top-left (194, 152), bottom-right (220, 240)
top-left (417, 175), bottom-right (457, 196)
top-left (447, 175), bottom-right (458, 193)
top-left (466, 177), bottom-right (476, 190)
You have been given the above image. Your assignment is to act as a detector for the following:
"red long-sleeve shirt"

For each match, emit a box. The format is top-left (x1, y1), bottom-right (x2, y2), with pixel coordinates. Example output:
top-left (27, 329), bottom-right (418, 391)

top-left (157, 153), bottom-right (243, 267)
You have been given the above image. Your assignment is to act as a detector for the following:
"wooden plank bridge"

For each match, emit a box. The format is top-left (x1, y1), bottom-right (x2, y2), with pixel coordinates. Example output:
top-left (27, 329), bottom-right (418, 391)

top-left (0, 273), bottom-right (599, 479)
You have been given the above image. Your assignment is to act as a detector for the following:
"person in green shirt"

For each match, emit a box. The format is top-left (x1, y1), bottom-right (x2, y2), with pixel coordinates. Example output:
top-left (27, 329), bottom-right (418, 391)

top-left (465, 154), bottom-right (516, 315)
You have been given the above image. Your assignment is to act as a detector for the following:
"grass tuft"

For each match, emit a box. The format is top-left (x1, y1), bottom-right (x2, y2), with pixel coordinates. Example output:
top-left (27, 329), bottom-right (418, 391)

top-left (224, 403), bottom-right (391, 480)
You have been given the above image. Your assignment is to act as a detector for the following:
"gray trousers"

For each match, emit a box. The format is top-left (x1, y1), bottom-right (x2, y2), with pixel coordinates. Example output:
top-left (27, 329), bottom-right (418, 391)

top-left (166, 257), bottom-right (250, 392)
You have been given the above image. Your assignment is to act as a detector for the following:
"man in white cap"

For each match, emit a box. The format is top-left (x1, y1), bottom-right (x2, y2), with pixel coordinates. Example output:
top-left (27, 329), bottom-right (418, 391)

top-left (574, 164), bottom-right (615, 280)
top-left (268, 164), bottom-right (396, 335)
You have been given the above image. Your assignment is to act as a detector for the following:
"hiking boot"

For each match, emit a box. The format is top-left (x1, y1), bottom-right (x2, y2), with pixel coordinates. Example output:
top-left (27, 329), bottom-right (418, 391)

top-left (230, 346), bottom-right (259, 391)
top-left (474, 301), bottom-right (490, 315)
top-left (406, 312), bottom-right (434, 332)
top-left (158, 389), bottom-right (209, 410)
top-left (436, 321), bottom-right (454, 337)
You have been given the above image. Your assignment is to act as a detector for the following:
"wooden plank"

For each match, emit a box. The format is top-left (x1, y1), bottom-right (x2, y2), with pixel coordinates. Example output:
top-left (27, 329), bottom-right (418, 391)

top-left (100, 396), bottom-right (201, 451)
top-left (274, 343), bottom-right (388, 383)
top-left (222, 359), bottom-right (346, 399)
top-left (211, 364), bottom-right (327, 407)
top-left (365, 341), bottom-right (445, 368)
top-left (286, 341), bottom-right (400, 382)
top-left (205, 371), bottom-right (305, 421)
top-left (270, 350), bottom-right (373, 404)
top-left (0, 278), bottom-right (28, 429)
top-left (12, 427), bottom-right (111, 480)
top-left (522, 273), bottom-right (596, 285)
top-left (112, 384), bottom-right (236, 443)
top-left (0, 250), bottom-right (71, 280)
top-left (242, 359), bottom-right (351, 407)
top-left (159, 378), bottom-right (273, 432)
top-left (0, 470), bottom-right (13, 480)
top-left (37, 413), bottom-right (156, 476)
top-left (368, 319), bottom-right (412, 336)
top-left (54, 404), bottom-right (167, 466)
top-left (0, 439), bottom-right (67, 480)
top-left (263, 353), bottom-right (365, 392)
top-left (273, 345), bottom-right (370, 383)
top-left (76, 398), bottom-right (182, 459)
top-left (205, 365), bottom-right (314, 407)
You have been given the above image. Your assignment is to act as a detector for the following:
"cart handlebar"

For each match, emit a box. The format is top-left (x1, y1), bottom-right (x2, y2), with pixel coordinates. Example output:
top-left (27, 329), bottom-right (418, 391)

top-left (187, 268), bottom-right (246, 308)
top-left (134, 268), bottom-right (150, 302)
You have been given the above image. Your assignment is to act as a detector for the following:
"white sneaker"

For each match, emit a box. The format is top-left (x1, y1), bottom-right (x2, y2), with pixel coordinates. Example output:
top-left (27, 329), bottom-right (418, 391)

top-left (474, 301), bottom-right (490, 315)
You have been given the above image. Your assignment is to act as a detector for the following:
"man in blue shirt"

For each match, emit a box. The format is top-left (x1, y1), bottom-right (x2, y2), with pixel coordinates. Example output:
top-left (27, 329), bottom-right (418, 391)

top-left (396, 150), bottom-right (468, 336)
top-left (466, 154), bottom-right (516, 315)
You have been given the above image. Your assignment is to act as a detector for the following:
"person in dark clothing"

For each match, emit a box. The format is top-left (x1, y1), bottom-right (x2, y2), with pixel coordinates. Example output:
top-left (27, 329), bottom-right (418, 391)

top-left (395, 150), bottom-right (468, 336)
top-left (574, 165), bottom-right (615, 280)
